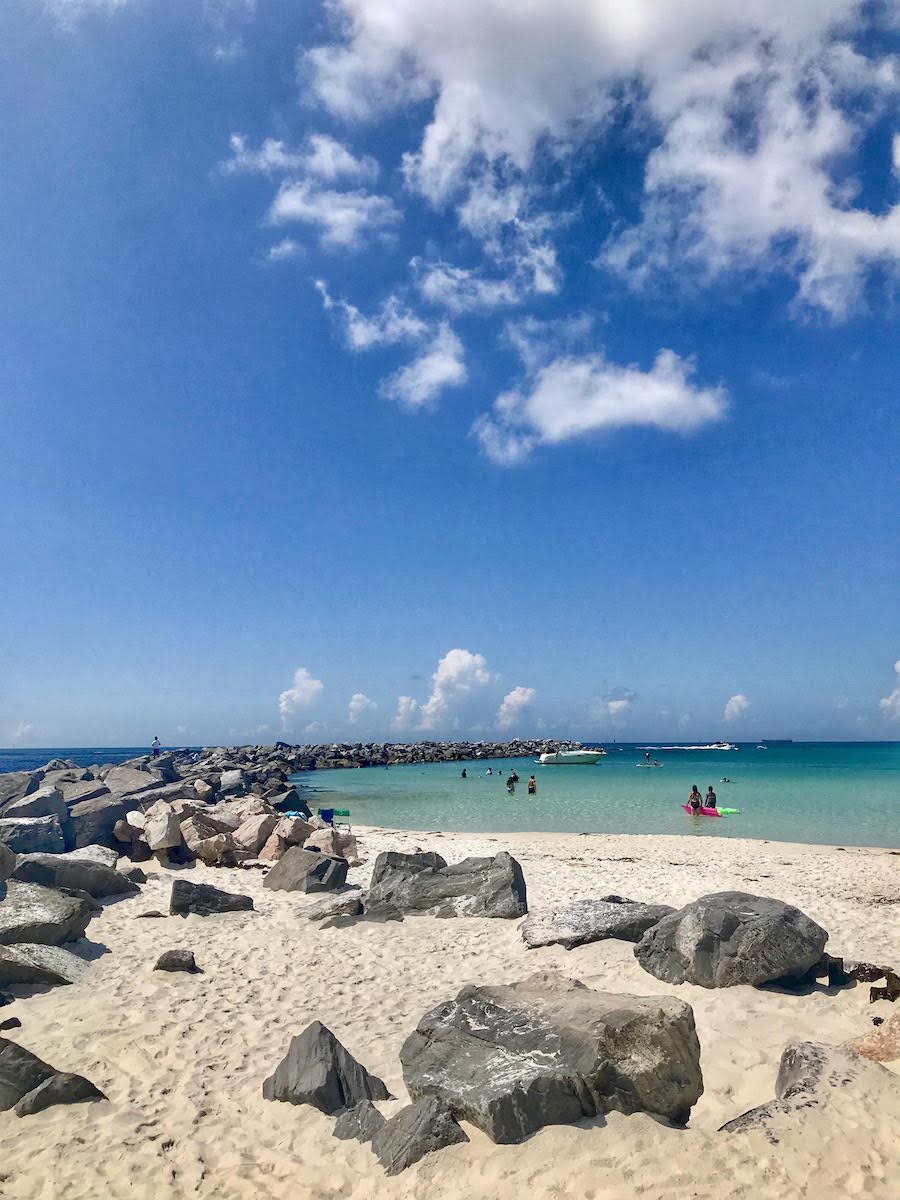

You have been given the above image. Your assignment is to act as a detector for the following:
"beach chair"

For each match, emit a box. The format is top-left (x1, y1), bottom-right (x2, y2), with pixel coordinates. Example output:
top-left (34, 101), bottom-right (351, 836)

top-left (317, 806), bottom-right (352, 832)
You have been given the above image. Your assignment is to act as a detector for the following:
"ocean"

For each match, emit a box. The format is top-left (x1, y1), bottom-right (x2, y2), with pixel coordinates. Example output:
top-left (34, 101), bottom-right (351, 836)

top-left (289, 742), bottom-right (900, 849)
top-left (2, 742), bottom-right (898, 849)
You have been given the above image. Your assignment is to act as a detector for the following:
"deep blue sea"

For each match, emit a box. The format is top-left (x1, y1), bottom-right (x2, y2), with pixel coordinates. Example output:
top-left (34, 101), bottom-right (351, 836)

top-left (3, 742), bottom-right (898, 848)
top-left (289, 742), bottom-right (900, 849)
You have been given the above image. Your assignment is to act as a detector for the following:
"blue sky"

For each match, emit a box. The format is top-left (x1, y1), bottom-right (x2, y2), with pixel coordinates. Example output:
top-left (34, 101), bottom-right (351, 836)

top-left (1, 0), bottom-right (898, 747)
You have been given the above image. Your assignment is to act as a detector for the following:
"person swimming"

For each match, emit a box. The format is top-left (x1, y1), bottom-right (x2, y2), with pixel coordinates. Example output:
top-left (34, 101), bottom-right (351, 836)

top-left (688, 785), bottom-right (702, 812)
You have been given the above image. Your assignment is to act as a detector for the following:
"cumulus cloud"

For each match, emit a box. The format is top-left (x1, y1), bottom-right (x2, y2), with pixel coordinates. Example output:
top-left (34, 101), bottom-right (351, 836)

top-left (278, 667), bottom-right (324, 726)
top-left (879, 661), bottom-right (900, 722)
top-left (222, 133), bottom-right (377, 183)
top-left (316, 281), bottom-right (428, 349)
top-left (303, 721), bottom-right (328, 738)
top-left (604, 687), bottom-right (636, 720)
top-left (11, 721), bottom-right (34, 743)
top-left (418, 648), bottom-right (495, 731)
top-left (307, 0), bottom-right (900, 315)
top-left (497, 686), bottom-right (535, 729)
top-left (348, 692), bottom-right (377, 723)
top-left (723, 693), bottom-right (750, 721)
top-left (380, 324), bottom-right (466, 410)
top-left (268, 181), bottom-right (400, 250)
top-left (473, 346), bottom-right (725, 465)
top-left (391, 695), bottom-right (420, 733)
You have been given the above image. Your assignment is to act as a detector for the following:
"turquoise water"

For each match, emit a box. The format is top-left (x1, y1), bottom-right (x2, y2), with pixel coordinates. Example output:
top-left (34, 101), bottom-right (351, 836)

top-left (292, 743), bottom-right (900, 848)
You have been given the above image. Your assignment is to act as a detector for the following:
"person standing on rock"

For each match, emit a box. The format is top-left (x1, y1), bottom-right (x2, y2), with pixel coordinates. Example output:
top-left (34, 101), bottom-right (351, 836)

top-left (151, 736), bottom-right (161, 758)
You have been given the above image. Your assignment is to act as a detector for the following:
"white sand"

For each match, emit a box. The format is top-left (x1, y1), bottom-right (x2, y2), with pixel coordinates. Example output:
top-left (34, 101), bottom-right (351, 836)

top-left (1, 829), bottom-right (898, 1199)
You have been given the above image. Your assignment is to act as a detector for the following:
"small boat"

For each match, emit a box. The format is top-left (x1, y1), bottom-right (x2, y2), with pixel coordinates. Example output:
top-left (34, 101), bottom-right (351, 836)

top-left (757, 744), bottom-right (768, 750)
top-left (538, 749), bottom-right (606, 765)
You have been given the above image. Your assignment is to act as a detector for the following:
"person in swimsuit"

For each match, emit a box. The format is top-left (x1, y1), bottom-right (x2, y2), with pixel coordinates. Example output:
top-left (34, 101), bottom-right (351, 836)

top-left (527, 775), bottom-right (537, 795)
top-left (706, 785), bottom-right (717, 809)
top-left (688, 785), bottom-right (702, 812)
top-left (506, 776), bottom-right (516, 795)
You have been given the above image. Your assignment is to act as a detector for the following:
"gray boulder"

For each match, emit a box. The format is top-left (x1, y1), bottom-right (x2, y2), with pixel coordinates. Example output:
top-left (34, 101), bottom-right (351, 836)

top-left (0, 843), bottom-right (14, 884)
top-left (306, 891), bottom-right (365, 922)
top-left (15, 1071), bottom-right (106, 1117)
top-left (364, 852), bottom-right (526, 920)
top-left (720, 1040), bottom-right (900, 1142)
top-left (0, 773), bottom-right (39, 811)
top-left (103, 767), bottom-right (165, 799)
top-left (372, 1096), bottom-right (468, 1175)
top-left (370, 850), bottom-right (447, 887)
top-left (333, 1099), bottom-right (386, 1143)
top-left (263, 847), bottom-right (348, 894)
top-left (12, 852), bottom-right (139, 899)
top-left (62, 845), bottom-right (120, 869)
top-left (61, 781), bottom-right (111, 807)
top-left (0, 816), bottom-right (65, 855)
top-left (218, 769), bottom-right (246, 796)
top-left (3, 787), bottom-right (68, 825)
top-left (0, 1037), bottom-right (104, 1115)
top-left (143, 804), bottom-right (183, 852)
top-left (67, 796), bottom-right (128, 849)
top-left (169, 879), bottom-right (253, 917)
top-left (0, 881), bottom-right (95, 946)
top-left (633, 892), bottom-right (828, 988)
top-left (262, 1020), bottom-right (392, 1113)
top-left (522, 895), bottom-right (675, 950)
top-left (0, 943), bottom-right (88, 987)
top-left (154, 949), bottom-right (200, 973)
top-left (400, 972), bottom-right (703, 1143)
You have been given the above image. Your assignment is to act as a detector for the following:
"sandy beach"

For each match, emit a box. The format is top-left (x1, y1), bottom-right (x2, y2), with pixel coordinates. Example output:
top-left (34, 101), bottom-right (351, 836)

top-left (1, 827), bottom-right (898, 1199)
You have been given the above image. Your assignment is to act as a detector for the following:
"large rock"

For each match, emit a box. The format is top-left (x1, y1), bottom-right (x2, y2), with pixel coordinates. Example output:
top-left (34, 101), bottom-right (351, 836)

top-left (303, 827), bottom-right (344, 857)
top-left (67, 796), bottom-right (128, 849)
top-left (0, 843), bottom-right (14, 884)
top-left (154, 949), bottom-right (200, 973)
top-left (720, 1040), bottom-right (900, 1140)
top-left (12, 852), bottom-right (139, 899)
top-left (143, 804), bottom-right (183, 852)
top-left (103, 767), bottom-right (165, 799)
top-left (0, 773), bottom-right (39, 811)
top-left (3, 787), bottom-right (68, 825)
top-left (63, 845), bottom-right (120, 869)
top-left (400, 972), bottom-right (703, 1143)
top-left (0, 815), bottom-right (65, 854)
top-left (61, 781), bottom-right (111, 807)
top-left (364, 852), bottom-right (526, 920)
top-left (370, 850), bottom-right (447, 887)
top-left (263, 847), bottom-right (348, 893)
top-left (522, 895), bottom-right (675, 950)
top-left (333, 1099), bottom-right (386, 1143)
top-left (262, 1021), bottom-right (391, 1112)
top-left (169, 879), bottom-right (253, 917)
top-left (0, 881), bottom-right (95, 946)
top-left (634, 892), bottom-right (828, 988)
top-left (180, 814), bottom-right (237, 864)
top-left (218, 769), bottom-right (246, 796)
top-left (372, 1096), bottom-right (469, 1175)
top-left (0, 1038), bottom-right (104, 1116)
top-left (844, 1013), bottom-right (900, 1063)
top-left (232, 814), bottom-right (278, 855)
top-left (0, 943), bottom-right (88, 987)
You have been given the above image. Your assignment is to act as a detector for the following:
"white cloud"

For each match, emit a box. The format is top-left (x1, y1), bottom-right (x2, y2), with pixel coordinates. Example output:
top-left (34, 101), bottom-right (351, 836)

top-left (381, 324), bottom-right (466, 410)
top-left (473, 347), bottom-right (725, 465)
top-left (418, 648), bottom-right (495, 730)
top-left (303, 721), bottom-right (328, 738)
top-left (348, 692), bottom-right (377, 723)
top-left (603, 687), bottom-right (636, 720)
top-left (11, 721), bottom-right (34, 743)
top-left (879, 661), bottom-right (900, 722)
top-left (497, 686), bottom-right (535, 729)
top-left (723, 693), bottom-right (750, 721)
top-left (278, 666), bottom-right (324, 726)
top-left (268, 181), bottom-right (400, 250)
top-left (391, 695), bottom-right (420, 733)
top-left (316, 281), bottom-right (428, 349)
top-left (307, 0), bottom-right (900, 315)
top-left (268, 238), bottom-right (302, 262)
top-left (222, 133), bottom-right (377, 183)
top-left (413, 259), bottom-right (521, 314)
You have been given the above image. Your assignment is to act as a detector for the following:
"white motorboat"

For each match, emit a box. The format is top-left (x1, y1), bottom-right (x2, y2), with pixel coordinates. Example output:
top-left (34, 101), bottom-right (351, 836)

top-left (538, 749), bottom-right (606, 765)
